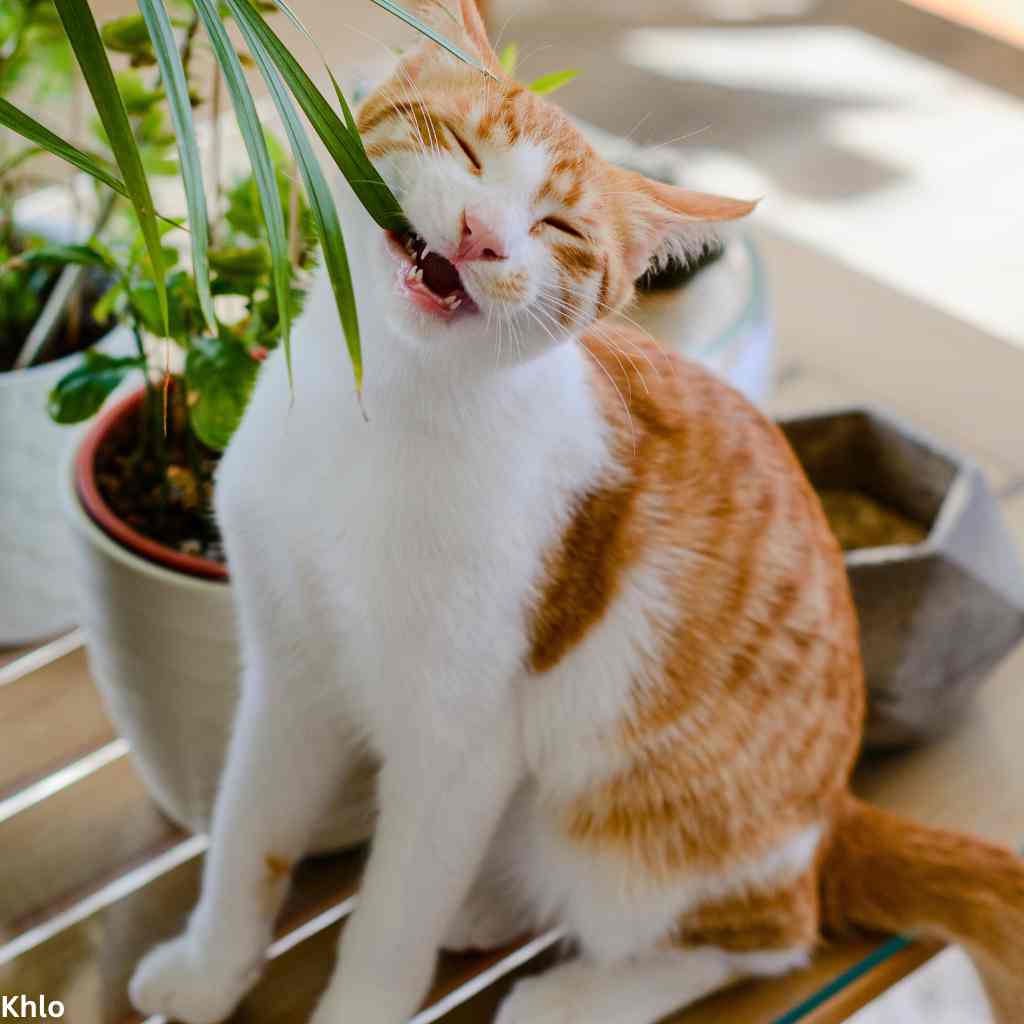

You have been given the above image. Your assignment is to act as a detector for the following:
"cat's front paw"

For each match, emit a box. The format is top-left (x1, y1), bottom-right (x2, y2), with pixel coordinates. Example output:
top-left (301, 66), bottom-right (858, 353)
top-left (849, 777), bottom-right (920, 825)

top-left (129, 933), bottom-right (263, 1024)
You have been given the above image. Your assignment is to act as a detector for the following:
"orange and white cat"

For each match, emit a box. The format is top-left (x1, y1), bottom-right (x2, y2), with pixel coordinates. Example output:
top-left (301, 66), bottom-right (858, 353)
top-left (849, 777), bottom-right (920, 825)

top-left (130, 3), bottom-right (1024, 1022)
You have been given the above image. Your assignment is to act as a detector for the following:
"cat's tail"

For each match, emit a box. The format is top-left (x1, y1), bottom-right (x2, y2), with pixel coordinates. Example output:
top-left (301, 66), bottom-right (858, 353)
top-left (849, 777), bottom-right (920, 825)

top-left (821, 794), bottom-right (1024, 1023)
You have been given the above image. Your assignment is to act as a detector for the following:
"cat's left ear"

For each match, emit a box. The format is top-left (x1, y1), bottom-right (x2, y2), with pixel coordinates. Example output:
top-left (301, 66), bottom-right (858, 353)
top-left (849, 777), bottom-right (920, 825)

top-left (618, 170), bottom-right (759, 280)
top-left (407, 0), bottom-right (503, 77)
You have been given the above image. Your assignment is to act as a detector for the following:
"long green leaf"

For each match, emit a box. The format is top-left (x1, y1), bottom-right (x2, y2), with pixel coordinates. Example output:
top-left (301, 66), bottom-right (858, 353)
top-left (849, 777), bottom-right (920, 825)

top-left (192, 0), bottom-right (293, 380)
top-left (223, 0), bottom-right (405, 232)
top-left (365, 0), bottom-right (491, 74)
top-left (53, 0), bottom-right (168, 335)
top-left (0, 98), bottom-right (128, 196)
top-left (137, 0), bottom-right (216, 334)
top-left (234, 23), bottom-right (363, 392)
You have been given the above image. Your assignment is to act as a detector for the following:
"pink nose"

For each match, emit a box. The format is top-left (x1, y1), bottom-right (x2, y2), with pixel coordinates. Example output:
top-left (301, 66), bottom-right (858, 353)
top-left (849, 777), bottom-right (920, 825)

top-left (457, 209), bottom-right (507, 262)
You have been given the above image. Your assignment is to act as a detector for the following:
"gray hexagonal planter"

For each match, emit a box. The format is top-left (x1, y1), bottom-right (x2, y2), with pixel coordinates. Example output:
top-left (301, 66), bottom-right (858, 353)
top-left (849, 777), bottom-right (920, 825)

top-left (778, 406), bottom-right (1024, 750)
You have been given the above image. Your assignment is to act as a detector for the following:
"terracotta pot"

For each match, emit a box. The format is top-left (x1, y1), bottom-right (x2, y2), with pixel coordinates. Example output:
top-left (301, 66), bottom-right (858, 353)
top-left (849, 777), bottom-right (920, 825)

top-left (780, 406), bottom-right (1024, 749)
top-left (64, 389), bottom-right (376, 850)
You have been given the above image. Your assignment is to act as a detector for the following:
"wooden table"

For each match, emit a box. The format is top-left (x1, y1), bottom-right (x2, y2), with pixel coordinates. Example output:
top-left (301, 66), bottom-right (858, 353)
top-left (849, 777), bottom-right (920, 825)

top-left (2, 228), bottom-right (1023, 1022)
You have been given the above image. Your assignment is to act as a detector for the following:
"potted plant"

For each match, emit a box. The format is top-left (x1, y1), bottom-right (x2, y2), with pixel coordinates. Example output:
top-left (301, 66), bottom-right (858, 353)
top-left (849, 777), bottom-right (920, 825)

top-left (779, 406), bottom-right (1024, 749)
top-left (53, 154), bottom-right (378, 848)
top-left (0, 0), bottom-right (135, 644)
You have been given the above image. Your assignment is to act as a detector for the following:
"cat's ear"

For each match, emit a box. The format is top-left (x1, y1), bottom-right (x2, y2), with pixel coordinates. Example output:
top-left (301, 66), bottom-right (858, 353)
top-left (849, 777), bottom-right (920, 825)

top-left (402, 0), bottom-right (503, 77)
top-left (617, 170), bottom-right (758, 280)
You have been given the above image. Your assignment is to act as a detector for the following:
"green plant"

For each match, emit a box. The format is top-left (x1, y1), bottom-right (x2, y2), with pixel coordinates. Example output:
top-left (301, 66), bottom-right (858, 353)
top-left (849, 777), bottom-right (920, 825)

top-left (1, 0), bottom-right (486, 394)
top-left (0, 0), bottom-right (80, 368)
top-left (497, 42), bottom-right (578, 96)
top-left (0, 0), bottom-right (489, 560)
top-left (25, 155), bottom-right (316, 562)
top-left (41, 151), bottom-right (316, 446)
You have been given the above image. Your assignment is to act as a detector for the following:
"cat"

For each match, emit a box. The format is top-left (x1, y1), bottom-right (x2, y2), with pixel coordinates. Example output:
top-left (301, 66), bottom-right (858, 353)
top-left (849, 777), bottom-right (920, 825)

top-left (129, 2), bottom-right (1024, 1022)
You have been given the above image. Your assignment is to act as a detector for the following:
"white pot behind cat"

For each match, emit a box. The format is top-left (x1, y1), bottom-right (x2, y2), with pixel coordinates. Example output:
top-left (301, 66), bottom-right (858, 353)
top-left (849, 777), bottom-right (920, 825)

top-left (632, 235), bottom-right (775, 405)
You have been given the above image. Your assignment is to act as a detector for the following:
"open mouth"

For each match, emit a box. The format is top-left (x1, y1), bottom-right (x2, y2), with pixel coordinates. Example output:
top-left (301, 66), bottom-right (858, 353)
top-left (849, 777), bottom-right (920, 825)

top-left (388, 228), bottom-right (478, 319)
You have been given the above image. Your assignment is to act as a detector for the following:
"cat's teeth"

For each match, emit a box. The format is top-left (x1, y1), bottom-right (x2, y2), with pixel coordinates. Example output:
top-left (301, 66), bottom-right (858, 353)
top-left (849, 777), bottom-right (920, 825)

top-left (421, 246), bottom-right (431, 259)
top-left (450, 297), bottom-right (462, 310)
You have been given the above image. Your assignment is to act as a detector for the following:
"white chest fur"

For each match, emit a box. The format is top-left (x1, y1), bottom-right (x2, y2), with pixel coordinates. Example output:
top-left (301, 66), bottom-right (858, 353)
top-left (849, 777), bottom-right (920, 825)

top-left (216, 274), bottom-right (612, 745)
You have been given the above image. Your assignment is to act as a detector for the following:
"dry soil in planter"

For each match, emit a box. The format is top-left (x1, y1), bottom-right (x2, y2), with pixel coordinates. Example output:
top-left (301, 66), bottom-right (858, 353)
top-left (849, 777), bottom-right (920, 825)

top-left (818, 488), bottom-right (928, 551)
top-left (94, 386), bottom-right (226, 565)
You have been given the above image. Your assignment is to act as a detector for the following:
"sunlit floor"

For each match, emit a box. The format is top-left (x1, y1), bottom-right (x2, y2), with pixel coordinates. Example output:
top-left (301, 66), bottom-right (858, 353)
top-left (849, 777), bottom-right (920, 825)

top-left (901, 0), bottom-right (1024, 46)
top-left (495, 0), bottom-right (1024, 350)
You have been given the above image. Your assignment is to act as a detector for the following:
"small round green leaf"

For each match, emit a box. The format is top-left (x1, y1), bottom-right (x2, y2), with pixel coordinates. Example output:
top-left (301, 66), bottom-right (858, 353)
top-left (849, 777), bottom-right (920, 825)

top-left (185, 335), bottom-right (261, 450)
top-left (47, 350), bottom-right (144, 424)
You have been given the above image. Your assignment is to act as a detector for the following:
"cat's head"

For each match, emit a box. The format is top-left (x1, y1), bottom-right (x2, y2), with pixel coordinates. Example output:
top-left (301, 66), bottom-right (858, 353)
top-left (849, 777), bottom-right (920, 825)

top-left (354, 0), bottom-right (755, 364)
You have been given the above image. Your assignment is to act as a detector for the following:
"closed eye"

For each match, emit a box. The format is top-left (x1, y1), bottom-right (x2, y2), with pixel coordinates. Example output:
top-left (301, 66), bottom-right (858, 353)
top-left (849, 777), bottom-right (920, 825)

top-left (445, 123), bottom-right (481, 172)
top-left (540, 216), bottom-right (586, 240)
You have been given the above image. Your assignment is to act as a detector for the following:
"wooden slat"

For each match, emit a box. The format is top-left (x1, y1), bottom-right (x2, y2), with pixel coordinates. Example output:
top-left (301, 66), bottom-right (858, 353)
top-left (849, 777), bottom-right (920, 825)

top-left (0, 646), bottom-right (32, 670)
top-left (0, 645), bottom-right (115, 799)
top-left (1, 845), bottom-right (366, 1023)
top-left (798, 943), bottom-right (942, 1024)
top-left (188, 923), bottom-right (551, 1023)
top-left (0, 753), bottom-right (182, 936)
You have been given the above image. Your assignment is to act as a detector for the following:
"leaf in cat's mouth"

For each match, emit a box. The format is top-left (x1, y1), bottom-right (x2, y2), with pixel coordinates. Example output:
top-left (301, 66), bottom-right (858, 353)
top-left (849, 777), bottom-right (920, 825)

top-left (388, 228), bottom-right (479, 319)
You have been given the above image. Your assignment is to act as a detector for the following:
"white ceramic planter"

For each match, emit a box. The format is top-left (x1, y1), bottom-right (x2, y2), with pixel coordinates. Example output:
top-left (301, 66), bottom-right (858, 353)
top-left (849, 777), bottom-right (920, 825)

top-left (61, 436), bottom-right (377, 850)
top-left (0, 325), bottom-right (135, 644)
top-left (1, 198), bottom-right (134, 644)
top-left (633, 236), bottom-right (775, 405)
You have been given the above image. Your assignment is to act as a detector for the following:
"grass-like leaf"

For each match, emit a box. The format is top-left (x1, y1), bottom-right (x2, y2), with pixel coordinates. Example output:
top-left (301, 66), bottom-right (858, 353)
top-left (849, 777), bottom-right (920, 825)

top-left (193, 0), bottom-right (294, 380)
top-left (137, 0), bottom-right (216, 334)
top-left (365, 0), bottom-right (492, 74)
top-left (53, 0), bottom-right (168, 335)
top-left (529, 68), bottom-right (579, 95)
top-left (224, 0), bottom-right (405, 232)
top-left (235, 22), bottom-right (363, 393)
top-left (0, 98), bottom-right (129, 198)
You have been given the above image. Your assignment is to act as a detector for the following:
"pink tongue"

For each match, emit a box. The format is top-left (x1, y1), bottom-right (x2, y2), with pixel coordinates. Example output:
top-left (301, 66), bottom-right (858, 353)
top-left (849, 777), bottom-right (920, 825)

top-left (421, 252), bottom-right (462, 297)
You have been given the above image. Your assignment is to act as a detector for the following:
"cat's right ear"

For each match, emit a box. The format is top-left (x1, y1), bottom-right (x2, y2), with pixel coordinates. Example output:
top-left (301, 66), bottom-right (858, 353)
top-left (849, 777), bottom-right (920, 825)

top-left (616, 169), bottom-right (759, 280)
top-left (401, 0), bottom-right (504, 78)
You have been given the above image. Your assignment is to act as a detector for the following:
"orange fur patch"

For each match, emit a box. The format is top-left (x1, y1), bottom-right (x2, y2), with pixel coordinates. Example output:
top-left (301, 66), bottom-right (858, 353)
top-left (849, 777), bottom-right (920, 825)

top-left (678, 867), bottom-right (820, 953)
top-left (529, 327), bottom-right (864, 881)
